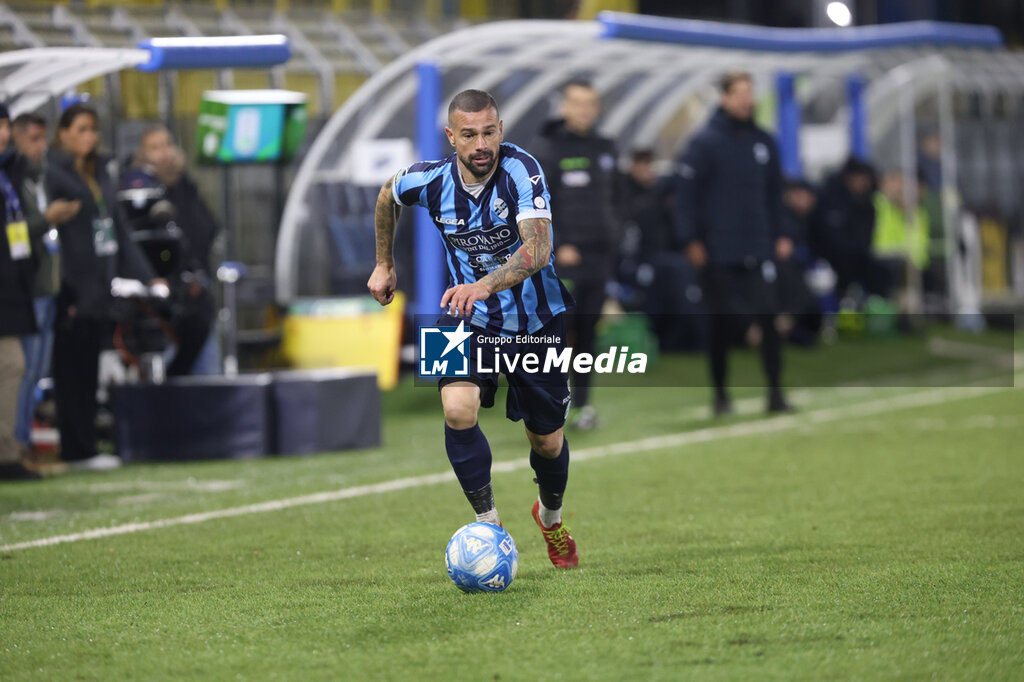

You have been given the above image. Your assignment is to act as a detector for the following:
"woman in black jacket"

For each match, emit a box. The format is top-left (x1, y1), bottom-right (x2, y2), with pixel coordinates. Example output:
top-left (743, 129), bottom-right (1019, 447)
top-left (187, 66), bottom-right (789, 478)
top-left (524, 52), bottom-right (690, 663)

top-left (46, 104), bottom-right (158, 469)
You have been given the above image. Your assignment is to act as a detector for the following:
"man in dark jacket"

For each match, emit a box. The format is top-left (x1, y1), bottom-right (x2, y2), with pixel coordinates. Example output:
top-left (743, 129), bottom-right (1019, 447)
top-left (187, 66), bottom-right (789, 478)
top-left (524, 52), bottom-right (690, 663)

top-left (12, 113), bottom-right (80, 450)
top-left (675, 70), bottom-right (793, 415)
top-left (533, 78), bottom-right (621, 430)
top-left (0, 103), bottom-right (41, 480)
top-left (809, 156), bottom-right (880, 297)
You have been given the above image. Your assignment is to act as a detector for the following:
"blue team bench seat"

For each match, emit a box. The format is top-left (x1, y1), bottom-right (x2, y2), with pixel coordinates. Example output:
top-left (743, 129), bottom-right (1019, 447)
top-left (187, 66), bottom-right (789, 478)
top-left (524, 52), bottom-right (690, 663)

top-left (110, 369), bottom-right (380, 462)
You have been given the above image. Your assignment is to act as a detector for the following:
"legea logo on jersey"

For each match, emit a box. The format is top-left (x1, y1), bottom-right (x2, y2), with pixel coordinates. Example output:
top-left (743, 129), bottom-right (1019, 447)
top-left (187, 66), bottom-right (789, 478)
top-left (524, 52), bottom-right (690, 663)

top-left (419, 321), bottom-right (473, 377)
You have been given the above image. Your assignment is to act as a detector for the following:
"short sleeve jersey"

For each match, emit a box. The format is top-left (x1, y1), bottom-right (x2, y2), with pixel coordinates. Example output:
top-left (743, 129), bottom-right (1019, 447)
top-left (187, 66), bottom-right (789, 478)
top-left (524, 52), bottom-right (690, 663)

top-left (392, 142), bottom-right (573, 335)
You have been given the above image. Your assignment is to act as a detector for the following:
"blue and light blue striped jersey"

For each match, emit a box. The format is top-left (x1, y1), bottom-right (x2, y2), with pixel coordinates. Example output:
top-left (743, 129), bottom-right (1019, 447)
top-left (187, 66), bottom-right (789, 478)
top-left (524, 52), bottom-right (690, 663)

top-left (392, 142), bottom-right (573, 335)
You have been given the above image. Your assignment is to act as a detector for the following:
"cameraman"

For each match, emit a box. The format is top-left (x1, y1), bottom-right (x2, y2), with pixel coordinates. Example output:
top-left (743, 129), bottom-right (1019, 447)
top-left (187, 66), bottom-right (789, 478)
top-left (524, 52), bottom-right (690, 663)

top-left (120, 126), bottom-right (220, 376)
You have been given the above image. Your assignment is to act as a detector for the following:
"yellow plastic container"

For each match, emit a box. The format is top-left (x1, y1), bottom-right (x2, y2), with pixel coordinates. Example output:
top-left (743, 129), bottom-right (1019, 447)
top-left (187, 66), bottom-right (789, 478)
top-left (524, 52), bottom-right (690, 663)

top-left (281, 292), bottom-right (405, 390)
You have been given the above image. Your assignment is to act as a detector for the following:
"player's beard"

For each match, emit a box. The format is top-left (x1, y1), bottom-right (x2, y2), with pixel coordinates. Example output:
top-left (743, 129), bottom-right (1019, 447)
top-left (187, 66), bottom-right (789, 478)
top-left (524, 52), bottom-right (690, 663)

top-left (462, 150), bottom-right (496, 180)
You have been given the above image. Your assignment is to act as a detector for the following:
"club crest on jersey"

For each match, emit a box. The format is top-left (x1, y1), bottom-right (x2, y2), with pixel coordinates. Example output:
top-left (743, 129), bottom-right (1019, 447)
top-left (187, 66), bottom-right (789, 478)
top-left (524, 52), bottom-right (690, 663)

top-left (493, 197), bottom-right (509, 220)
top-left (753, 142), bottom-right (770, 164)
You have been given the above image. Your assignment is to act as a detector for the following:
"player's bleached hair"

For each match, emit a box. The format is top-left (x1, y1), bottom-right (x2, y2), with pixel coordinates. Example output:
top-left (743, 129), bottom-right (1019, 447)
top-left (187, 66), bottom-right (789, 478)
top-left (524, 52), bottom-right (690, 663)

top-left (447, 89), bottom-right (499, 123)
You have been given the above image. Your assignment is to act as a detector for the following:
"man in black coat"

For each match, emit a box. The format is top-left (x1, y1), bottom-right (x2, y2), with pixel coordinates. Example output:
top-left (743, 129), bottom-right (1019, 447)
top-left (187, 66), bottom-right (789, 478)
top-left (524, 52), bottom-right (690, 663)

top-left (675, 70), bottom-right (794, 415)
top-left (0, 103), bottom-right (41, 480)
top-left (533, 78), bottom-right (622, 430)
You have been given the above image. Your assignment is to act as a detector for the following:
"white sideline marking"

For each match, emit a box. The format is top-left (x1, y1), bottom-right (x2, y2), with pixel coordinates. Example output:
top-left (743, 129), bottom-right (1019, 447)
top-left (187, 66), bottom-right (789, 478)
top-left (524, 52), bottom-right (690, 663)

top-left (927, 337), bottom-right (1020, 369)
top-left (7, 510), bottom-right (64, 522)
top-left (82, 479), bottom-right (247, 494)
top-left (0, 384), bottom-right (1015, 553)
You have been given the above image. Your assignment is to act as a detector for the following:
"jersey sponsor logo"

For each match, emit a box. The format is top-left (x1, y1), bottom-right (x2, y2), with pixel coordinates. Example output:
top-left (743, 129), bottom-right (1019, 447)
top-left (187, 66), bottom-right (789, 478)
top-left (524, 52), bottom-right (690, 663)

top-left (533, 196), bottom-right (546, 209)
top-left (444, 223), bottom-right (518, 257)
top-left (434, 215), bottom-right (466, 226)
top-left (529, 174), bottom-right (543, 186)
top-left (492, 197), bottom-right (509, 220)
top-left (472, 252), bottom-right (513, 273)
top-left (753, 142), bottom-right (770, 164)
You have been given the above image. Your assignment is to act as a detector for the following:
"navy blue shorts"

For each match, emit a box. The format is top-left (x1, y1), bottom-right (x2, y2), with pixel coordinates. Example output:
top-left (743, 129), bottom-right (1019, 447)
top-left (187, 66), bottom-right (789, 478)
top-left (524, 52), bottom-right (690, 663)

top-left (437, 314), bottom-right (570, 435)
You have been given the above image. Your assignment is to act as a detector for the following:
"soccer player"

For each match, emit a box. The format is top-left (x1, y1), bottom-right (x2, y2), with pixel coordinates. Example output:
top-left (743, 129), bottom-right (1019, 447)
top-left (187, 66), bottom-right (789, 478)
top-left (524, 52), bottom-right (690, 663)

top-left (367, 89), bottom-right (579, 569)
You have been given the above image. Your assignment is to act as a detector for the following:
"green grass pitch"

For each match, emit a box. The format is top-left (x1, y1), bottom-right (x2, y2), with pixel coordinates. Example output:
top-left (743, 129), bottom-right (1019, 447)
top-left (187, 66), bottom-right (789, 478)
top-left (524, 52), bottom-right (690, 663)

top-left (1, 331), bottom-right (1022, 680)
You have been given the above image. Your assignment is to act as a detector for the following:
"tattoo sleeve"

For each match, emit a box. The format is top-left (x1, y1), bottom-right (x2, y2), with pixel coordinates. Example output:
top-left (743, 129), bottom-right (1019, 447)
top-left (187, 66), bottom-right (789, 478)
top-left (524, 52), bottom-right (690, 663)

top-left (374, 175), bottom-right (402, 265)
top-left (478, 218), bottom-right (552, 294)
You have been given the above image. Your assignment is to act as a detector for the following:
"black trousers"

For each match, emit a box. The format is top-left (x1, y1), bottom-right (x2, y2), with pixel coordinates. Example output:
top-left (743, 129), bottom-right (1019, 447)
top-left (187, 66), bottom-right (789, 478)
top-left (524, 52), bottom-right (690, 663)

top-left (701, 262), bottom-right (782, 397)
top-left (53, 314), bottom-right (109, 461)
top-left (167, 289), bottom-right (216, 377)
top-left (562, 276), bottom-right (606, 409)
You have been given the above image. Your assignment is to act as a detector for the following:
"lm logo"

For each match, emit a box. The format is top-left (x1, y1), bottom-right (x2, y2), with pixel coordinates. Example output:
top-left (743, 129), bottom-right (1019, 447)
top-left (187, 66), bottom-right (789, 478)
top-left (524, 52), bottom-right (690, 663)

top-left (419, 321), bottom-right (473, 378)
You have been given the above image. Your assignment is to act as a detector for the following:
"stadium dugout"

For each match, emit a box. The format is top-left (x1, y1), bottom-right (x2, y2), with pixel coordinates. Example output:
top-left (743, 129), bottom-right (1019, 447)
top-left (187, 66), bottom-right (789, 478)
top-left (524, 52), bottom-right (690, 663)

top-left (0, 34), bottom-right (381, 460)
top-left (276, 12), bottom-right (1024, 322)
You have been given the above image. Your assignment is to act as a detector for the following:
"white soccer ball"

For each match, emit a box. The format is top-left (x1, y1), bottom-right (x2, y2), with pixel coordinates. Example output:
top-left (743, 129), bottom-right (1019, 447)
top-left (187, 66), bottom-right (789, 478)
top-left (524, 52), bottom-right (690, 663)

top-left (444, 522), bottom-right (518, 593)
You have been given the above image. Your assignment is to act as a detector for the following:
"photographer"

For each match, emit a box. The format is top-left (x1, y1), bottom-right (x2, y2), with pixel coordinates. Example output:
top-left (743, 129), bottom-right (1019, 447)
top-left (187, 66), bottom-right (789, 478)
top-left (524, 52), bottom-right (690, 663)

top-left (120, 126), bottom-right (220, 376)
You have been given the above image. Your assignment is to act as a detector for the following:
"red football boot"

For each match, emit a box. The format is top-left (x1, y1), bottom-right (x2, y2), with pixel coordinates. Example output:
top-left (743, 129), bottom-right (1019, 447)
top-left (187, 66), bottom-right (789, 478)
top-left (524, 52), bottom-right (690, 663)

top-left (531, 500), bottom-right (578, 568)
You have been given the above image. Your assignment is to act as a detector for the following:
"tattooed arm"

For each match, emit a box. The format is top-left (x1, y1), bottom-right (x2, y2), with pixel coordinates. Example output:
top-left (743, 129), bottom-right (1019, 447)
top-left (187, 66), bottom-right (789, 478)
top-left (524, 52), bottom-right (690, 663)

top-left (367, 174), bottom-right (402, 305)
top-left (479, 218), bottom-right (551, 293)
top-left (440, 218), bottom-right (552, 318)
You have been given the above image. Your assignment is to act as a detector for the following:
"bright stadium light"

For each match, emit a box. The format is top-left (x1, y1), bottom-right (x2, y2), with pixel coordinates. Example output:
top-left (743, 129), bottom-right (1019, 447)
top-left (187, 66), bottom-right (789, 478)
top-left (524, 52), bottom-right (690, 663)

top-left (826, 1), bottom-right (853, 27)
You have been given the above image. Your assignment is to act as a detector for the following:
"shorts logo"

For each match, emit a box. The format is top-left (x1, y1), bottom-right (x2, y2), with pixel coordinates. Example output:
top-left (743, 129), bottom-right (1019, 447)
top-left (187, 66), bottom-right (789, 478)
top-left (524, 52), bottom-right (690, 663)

top-left (533, 196), bottom-right (546, 209)
top-left (493, 197), bottom-right (509, 220)
top-left (419, 321), bottom-right (473, 377)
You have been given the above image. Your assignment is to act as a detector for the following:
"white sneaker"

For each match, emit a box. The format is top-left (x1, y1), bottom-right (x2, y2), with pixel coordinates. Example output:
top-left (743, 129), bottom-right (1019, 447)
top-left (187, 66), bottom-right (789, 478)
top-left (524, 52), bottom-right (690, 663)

top-left (571, 405), bottom-right (599, 431)
top-left (67, 453), bottom-right (123, 471)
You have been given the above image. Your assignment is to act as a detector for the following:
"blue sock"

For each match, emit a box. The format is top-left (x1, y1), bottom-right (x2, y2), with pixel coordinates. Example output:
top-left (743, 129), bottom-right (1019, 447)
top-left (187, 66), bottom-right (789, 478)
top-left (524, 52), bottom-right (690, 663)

top-left (530, 438), bottom-right (569, 509)
top-left (445, 423), bottom-right (492, 493)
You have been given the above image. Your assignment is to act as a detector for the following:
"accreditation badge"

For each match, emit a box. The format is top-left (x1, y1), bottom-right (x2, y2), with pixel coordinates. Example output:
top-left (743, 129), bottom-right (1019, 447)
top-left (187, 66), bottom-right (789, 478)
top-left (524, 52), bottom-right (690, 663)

top-left (6, 220), bottom-right (31, 260)
top-left (92, 217), bottom-right (119, 256)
